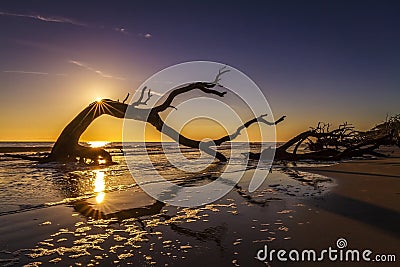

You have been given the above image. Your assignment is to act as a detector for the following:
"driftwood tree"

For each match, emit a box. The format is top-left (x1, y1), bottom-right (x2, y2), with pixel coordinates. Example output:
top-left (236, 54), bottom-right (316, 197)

top-left (250, 115), bottom-right (400, 161)
top-left (6, 66), bottom-right (397, 164)
top-left (6, 70), bottom-right (284, 164)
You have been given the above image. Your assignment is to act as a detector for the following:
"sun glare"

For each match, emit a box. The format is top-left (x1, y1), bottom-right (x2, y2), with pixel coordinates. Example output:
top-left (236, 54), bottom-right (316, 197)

top-left (95, 97), bottom-right (102, 103)
top-left (96, 192), bottom-right (105, 204)
top-left (88, 141), bottom-right (109, 148)
top-left (94, 170), bottom-right (106, 204)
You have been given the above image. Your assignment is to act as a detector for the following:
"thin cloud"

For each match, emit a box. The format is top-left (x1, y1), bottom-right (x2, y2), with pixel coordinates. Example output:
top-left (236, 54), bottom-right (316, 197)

top-left (3, 70), bottom-right (68, 76)
top-left (69, 60), bottom-right (125, 80)
top-left (0, 11), bottom-right (86, 26)
top-left (1, 11), bottom-right (150, 38)
top-left (3, 70), bottom-right (49, 75)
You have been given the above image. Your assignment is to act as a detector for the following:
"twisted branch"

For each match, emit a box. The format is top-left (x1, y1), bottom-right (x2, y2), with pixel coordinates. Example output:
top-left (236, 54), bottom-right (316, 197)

top-left (5, 68), bottom-right (283, 164)
top-left (211, 66), bottom-right (230, 85)
top-left (131, 86), bottom-right (153, 107)
top-left (122, 93), bottom-right (130, 104)
top-left (152, 82), bottom-right (226, 113)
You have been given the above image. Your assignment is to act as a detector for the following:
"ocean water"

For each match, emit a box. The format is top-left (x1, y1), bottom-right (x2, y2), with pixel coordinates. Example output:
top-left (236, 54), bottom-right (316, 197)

top-left (0, 142), bottom-right (334, 215)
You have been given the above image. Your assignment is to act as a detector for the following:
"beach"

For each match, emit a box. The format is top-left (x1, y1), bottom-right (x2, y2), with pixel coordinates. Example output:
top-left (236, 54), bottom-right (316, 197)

top-left (1, 1), bottom-right (400, 266)
top-left (0, 144), bottom-right (398, 266)
top-left (286, 152), bottom-right (400, 266)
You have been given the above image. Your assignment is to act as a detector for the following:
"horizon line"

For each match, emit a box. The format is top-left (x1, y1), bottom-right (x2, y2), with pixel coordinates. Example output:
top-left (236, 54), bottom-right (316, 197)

top-left (0, 140), bottom-right (288, 143)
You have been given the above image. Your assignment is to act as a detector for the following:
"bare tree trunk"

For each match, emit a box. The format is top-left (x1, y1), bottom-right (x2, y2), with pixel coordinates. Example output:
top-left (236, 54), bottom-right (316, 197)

top-left (8, 71), bottom-right (282, 164)
top-left (9, 72), bottom-right (396, 165)
top-left (47, 100), bottom-right (128, 164)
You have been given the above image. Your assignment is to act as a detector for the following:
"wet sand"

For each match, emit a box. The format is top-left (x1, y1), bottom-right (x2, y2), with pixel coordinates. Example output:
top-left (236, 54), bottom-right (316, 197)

top-left (0, 153), bottom-right (399, 266)
top-left (285, 155), bottom-right (400, 266)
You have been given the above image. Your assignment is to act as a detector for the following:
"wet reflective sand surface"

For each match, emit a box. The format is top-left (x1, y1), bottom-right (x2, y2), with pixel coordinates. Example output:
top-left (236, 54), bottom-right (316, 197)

top-left (3, 144), bottom-right (398, 266)
top-left (0, 152), bottom-right (334, 266)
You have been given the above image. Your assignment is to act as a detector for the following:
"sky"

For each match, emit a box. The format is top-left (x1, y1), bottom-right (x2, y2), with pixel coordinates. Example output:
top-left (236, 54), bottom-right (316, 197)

top-left (0, 0), bottom-right (399, 141)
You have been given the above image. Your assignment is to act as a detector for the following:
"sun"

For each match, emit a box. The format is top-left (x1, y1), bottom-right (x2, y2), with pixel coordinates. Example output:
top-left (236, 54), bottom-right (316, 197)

top-left (95, 97), bottom-right (102, 103)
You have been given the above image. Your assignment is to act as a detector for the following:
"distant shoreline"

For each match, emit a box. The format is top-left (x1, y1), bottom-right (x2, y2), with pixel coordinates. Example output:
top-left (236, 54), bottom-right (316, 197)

top-left (0, 147), bottom-right (52, 153)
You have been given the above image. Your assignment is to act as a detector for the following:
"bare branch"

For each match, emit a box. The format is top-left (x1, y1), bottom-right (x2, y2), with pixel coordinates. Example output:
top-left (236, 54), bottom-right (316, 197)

top-left (153, 82), bottom-right (226, 113)
top-left (211, 66), bottom-right (230, 85)
top-left (211, 114), bottom-right (286, 146)
top-left (258, 115), bottom-right (286, 126)
top-left (122, 93), bottom-right (130, 104)
top-left (147, 113), bottom-right (283, 163)
top-left (132, 87), bottom-right (153, 107)
top-left (264, 116), bottom-right (400, 161)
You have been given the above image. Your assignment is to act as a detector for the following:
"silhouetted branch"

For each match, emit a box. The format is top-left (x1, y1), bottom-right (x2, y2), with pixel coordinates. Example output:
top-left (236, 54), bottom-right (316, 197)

top-left (253, 115), bottom-right (400, 161)
top-left (211, 66), bottom-right (230, 85)
top-left (152, 82), bottom-right (226, 113)
top-left (122, 93), bottom-right (130, 104)
top-left (16, 67), bottom-right (383, 165)
top-left (147, 80), bottom-right (285, 162)
top-left (211, 114), bottom-right (286, 146)
top-left (132, 86), bottom-right (153, 107)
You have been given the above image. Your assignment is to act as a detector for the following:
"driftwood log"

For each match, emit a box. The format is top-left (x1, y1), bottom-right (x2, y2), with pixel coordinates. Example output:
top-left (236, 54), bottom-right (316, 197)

top-left (5, 65), bottom-right (398, 164)
top-left (5, 70), bottom-right (284, 164)
top-left (250, 115), bottom-right (400, 161)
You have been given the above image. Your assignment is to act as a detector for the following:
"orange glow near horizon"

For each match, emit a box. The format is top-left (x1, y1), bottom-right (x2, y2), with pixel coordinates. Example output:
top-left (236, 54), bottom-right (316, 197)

top-left (0, 83), bottom-right (384, 143)
top-left (0, 111), bottom-right (380, 143)
top-left (0, 58), bottom-right (386, 143)
top-left (180, 118), bottom-right (229, 141)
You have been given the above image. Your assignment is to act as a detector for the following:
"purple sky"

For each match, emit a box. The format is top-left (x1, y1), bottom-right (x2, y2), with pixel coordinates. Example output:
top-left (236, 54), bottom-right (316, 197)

top-left (0, 1), bottom-right (399, 141)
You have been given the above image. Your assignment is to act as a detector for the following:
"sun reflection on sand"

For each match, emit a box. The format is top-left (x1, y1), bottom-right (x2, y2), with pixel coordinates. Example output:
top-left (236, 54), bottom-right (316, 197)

top-left (96, 192), bottom-right (105, 203)
top-left (94, 170), bottom-right (106, 204)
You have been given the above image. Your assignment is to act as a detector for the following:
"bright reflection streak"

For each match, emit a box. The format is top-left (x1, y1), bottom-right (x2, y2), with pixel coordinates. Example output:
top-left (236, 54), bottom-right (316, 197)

top-left (96, 192), bottom-right (105, 204)
top-left (94, 170), bottom-right (106, 203)
top-left (88, 141), bottom-right (109, 148)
